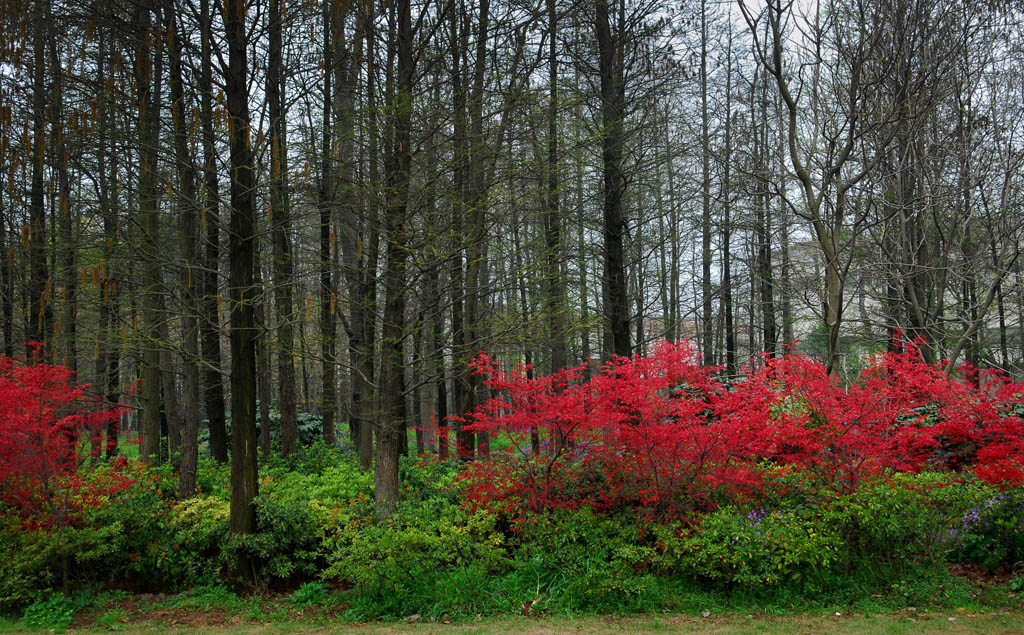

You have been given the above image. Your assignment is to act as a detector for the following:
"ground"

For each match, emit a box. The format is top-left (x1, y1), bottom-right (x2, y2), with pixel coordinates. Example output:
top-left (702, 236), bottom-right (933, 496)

top-left (3, 574), bottom-right (1021, 635)
top-left (4, 610), bottom-right (1024, 634)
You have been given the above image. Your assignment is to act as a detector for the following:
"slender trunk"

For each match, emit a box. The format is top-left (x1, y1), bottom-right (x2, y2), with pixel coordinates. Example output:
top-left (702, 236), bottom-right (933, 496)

top-left (97, 34), bottom-right (121, 458)
top-left (351, 7), bottom-right (377, 469)
top-left (722, 31), bottom-right (735, 375)
top-left (0, 107), bottom-right (9, 357)
top-left (48, 14), bottom-right (76, 372)
top-left (166, 3), bottom-right (201, 495)
top-left (319, 0), bottom-right (337, 446)
top-left (28, 0), bottom-right (52, 360)
top-left (160, 348), bottom-right (181, 465)
top-left (135, 0), bottom-right (163, 464)
top-left (545, 0), bottom-right (566, 374)
top-left (225, 0), bottom-right (259, 568)
top-left (699, 0), bottom-right (713, 366)
top-left (430, 264), bottom-right (449, 460)
top-left (992, 239), bottom-right (1008, 368)
top-left (575, 78), bottom-right (590, 364)
top-left (375, 0), bottom-right (413, 519)
top-left (255, 244), bottom-right (272, 455)
top-left (412, 312), bottom-right (424, 455)
top-left (595, 0), bottom-right (629, 358)
top-left (199, 0), bottom-right (228, 463)
top-left (268, 0), bottom-right (298, 457)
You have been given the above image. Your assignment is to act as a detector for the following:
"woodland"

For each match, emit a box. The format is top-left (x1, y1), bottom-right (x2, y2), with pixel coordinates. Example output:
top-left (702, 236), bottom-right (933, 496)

top-left (2, 0), bottom-right (1024, 629)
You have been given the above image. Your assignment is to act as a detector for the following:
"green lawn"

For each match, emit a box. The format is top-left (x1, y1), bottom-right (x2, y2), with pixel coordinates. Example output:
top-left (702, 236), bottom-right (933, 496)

top-left (3, 579), bottom-right (1021, 634)
top-left (5, 609), bottom-right (1024, 634)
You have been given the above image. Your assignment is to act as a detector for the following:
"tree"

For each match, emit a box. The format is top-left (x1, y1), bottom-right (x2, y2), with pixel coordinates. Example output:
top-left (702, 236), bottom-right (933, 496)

top-left (134, 0), bottom-right (163, 463)
top-left (375, 0), bottom-right (414, 519)
top-left (165, 0), bottom-right (201, 496)
top-left (268, 0), bottom-right (298, 458)
top-left (224, 0), bottom-right (259, 570)
top-left (595, 0), bottom-right (630, 359)
top-left (741, 0), bottom-right (897, 373)
top-left (198, 0), bottom-right (228, 464)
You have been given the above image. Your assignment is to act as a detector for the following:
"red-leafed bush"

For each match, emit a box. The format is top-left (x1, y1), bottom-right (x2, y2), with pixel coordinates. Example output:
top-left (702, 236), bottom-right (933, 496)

top-left (460, 340), bottom-right (1024, 521)
top-left (0, 353), bottom-right (127, 525)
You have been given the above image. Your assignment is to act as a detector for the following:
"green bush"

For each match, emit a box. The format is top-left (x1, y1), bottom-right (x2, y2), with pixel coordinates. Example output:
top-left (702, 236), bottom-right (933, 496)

top-left (951, 487), bottom-right (1024, 569)
top-left (823, 472), bottom-right (986, 578)
top-left (290, 580), bottom-right (329, 607)
top-left (169, 496), bottom-right (231, 583)
top-left (0, 519), bottom-right (56, 611)
top-left (508, 508), bottom-right (663, 613)
top-left (663, 507), bottom-right (842, 587)
top-left (229, 478), bottom-right (327, 584)
top-left (20, 591), bottom-right (87, 631)
top-left (322, 498), bottom-right (508, 615)
top-left (82, 466), bottom-right (181, 589)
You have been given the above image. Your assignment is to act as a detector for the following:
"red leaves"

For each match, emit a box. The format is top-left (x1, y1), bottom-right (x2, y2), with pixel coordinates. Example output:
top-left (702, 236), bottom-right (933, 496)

top-left (460, 340), bottom-right (1024, 521)
top-left (0, 355), bottom-right (126, 524)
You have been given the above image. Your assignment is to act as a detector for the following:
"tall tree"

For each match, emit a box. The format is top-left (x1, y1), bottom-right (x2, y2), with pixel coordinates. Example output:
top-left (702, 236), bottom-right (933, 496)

top-left (544, 0), bottom-right (567, 374)
top-left (134, 0), bottom-right (163, 463)
top-left (375, 0), bottom-right (413, 518)
top-left (268, 0), bottom-right (298, 457)
top-left (225, 0), bottom-right (259, 568)
top-left (595, 0), bottom-right (629, 358)
top-left (27, 0), bottom-right (52, 359)
top-left (318, 0), bottom-right (337, 447)
top-left (699, 0), bottom-right (714, 366)
top-left (199, 0), bottom-right (228, 463)
top-left (165, 0), bottom-right (200, 495)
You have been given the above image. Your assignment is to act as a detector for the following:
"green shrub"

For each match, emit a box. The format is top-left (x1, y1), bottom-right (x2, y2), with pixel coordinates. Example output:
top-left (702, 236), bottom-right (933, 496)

top-left (823, 472), bottom-right (986, 578)
top-left (322, 498), bottom-right (507, 615)
top-left (82, 467), bottom-right (180, 589)
top-left (0, 519), bottom-right (55, 611)
top-left (664, 507), bottom-right (842, 587)
top-left (194, 455), bottom-right (231, 499)
top-left (290, 581), bottom-right (329, 607)
top-left (169, 496), bottom-right (231, 583)
top-left (229, 479), bottom-right (327, 584)
top-left (265, 440), bottom-right (348, 476)
top-left (508, 508), bottom-right (662, 613)
top-left (951, 487), bottom-right (1024, 569)
top-left (20, 592), bottom-right (80, 631)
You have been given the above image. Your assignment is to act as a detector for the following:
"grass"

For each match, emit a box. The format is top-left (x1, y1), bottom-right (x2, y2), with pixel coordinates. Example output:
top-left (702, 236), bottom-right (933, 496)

top-left (1, 576), bottom-right (1020, 634)
top-left (3, 609), bottom-right (1024, 634)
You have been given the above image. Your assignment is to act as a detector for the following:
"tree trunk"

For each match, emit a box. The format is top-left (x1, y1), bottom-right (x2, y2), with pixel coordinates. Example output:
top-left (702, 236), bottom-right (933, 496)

top-left (268, 0), bottom-right (298, 458)
top-left (225, 0), bottom-right (259, 574)
top-left (135, 0), bottom-right (163, 464)
top-left (318, 0), bottom-right (337, 447)
top-left (255, 243), bottom-right (272, 456)
top-left (375, 0), bottom-right (413, 519)
top-left (721, 27), bottom-right (736, 375)
top-left (48, 13), bottom-right (76, 372)
top-left (699, 0), bottom-right (713, 366)
top-left (544, 0), bottom-right (566, 374)
top-left (27, 0), bottom-right (52, 360)
top-left (595, 0), bottom-right (630, 359)
top-left (166, 2), bottom-right (200, 496)
top-left (199, 0), bottom-right (228, 463)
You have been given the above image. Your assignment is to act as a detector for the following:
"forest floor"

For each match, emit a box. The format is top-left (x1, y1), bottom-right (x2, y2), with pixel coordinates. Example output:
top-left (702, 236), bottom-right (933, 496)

top-left (3, 609), bottom-right (1024, 634)
top-left (2, 580), bottom-right (1023, 635)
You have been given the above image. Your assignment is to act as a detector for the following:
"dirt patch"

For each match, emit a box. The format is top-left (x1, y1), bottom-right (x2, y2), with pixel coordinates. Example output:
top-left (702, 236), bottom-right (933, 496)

top-left (129, 606), bottom-right (255, 628)
top-left (949, 563), bottom-right (1017, 586)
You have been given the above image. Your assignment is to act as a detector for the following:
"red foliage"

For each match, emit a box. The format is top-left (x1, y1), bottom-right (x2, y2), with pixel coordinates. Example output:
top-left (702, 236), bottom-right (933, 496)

top-left (460, 340), bottom-right (1024, 520)
top-left (0, 355), bottom-right (127, 525)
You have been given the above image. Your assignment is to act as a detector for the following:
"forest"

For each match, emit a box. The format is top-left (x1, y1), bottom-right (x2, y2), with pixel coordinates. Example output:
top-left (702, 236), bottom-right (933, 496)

top-left (2, 0), bottom-right (1024, 630)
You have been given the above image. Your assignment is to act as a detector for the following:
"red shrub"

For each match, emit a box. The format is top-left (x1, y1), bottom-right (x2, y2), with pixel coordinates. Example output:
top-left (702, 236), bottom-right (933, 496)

top-left (0, 354), bottom-right (126, 524)
top-left (460, 340), bottom-right (1024, 520)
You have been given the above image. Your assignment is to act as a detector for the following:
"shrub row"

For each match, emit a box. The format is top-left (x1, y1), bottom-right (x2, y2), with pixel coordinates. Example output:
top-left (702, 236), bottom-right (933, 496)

top-left (2, 445), bottom-right (1022, 618)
